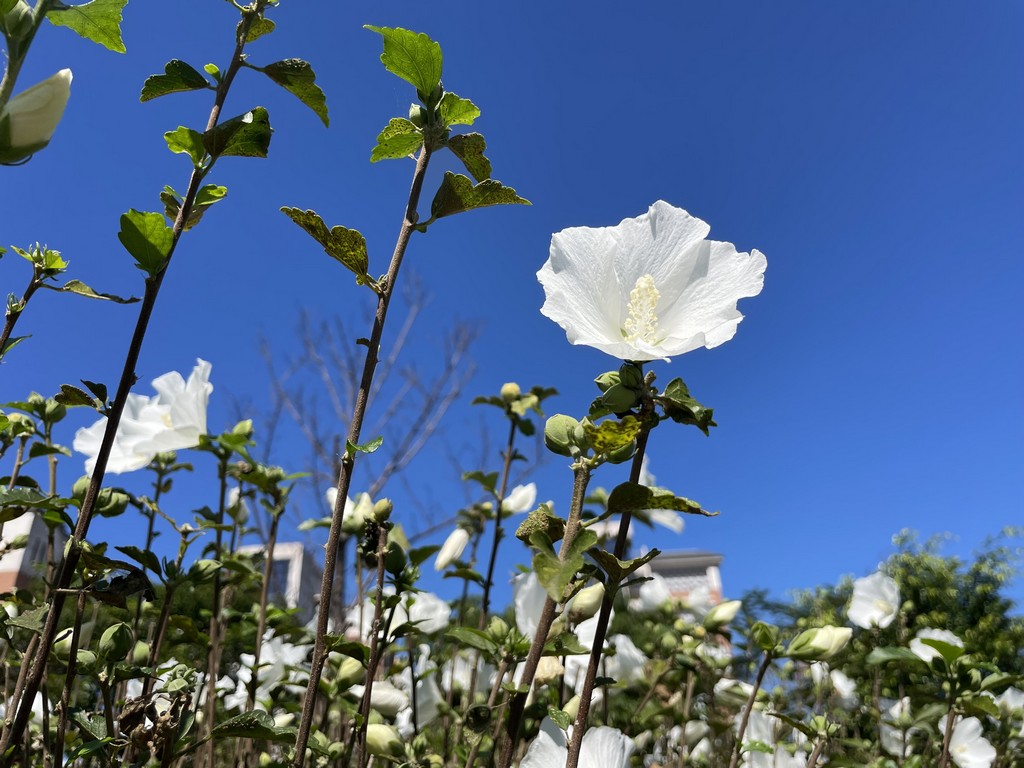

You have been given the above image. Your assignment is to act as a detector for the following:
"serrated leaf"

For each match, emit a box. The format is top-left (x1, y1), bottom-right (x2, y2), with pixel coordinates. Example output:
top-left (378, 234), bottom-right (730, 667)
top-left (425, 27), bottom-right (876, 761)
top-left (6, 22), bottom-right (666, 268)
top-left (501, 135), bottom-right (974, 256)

top-left (203, 107), bottom-right (272, 159)
top-left (589, 547), bottom-right (661, 585)
top-left (46, 0), bottom-right (126, 53)
top-left (606, 481), bottom-right (718, 518)
top-left (447, 133), bottom-right (491, 182)
top-left (280, 208), bottom-right (370, 282)
top-left (56, 279), bottom-right (137, 304)
top-left (118, 210), bottom-right (172, 276)
top-left (243, 16), bottom-right (274, 42)
top-left (370, 118), bottom-right (423, 162)
top-left (212, 710), bottom-right (295, 743)
top-left (8, 604), bottom-right (47, 633)
top-left (430, 172), bottom-right (529, 220)
top-left (583, 416), bottom-right (642, 455)
top-left (164, 126), bottom-right (207, 166)
top-left (0, 488), bottom-right (72, 521)
top-left (54, 384), bottom-right (94, 408)
top-left (261, 59), bottom-right (329, 127)
top-left (659, 378), bottom-right (716, 435)
top-left (438, 92), bottom-right (479, 127)
top-left (364, 26), bottom-right (442, 97)
top-left (115, 545), bottom-right (161, 576)
top-left (140, 60), bottom-right (209, 102)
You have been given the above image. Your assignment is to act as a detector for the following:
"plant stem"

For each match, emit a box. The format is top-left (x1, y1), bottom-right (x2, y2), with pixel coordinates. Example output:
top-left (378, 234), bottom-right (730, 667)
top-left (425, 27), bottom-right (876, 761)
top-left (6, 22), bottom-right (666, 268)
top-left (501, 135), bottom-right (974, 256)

top-left (0, 269), bottom-right (40, 366)
top-left (564, 424), bottom-right (652, 768)
top-left (495, 464), bottom-right (592, 768)
top-left (0, 0), bottom-right (58, 111)
top-left (480, 418), bottom-right (518, 625)
top-left (0, 9), bottom-right (261, 759)
top-left (728, 651), bottom-right (774, 768)
top-left (291, 143), bottom-right (434, 768)
top-left (938, 707), bottom-right (956, 768)
top-left (353, 525), bottom-right (391, 768)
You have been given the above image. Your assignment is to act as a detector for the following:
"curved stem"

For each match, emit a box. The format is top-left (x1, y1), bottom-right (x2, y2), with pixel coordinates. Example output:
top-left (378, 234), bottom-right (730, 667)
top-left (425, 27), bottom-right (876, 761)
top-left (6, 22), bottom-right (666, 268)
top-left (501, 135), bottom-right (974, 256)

top-left (291, 143), bottom-right (433, 768)
top-left (728, 652), bottom-right (774, 768)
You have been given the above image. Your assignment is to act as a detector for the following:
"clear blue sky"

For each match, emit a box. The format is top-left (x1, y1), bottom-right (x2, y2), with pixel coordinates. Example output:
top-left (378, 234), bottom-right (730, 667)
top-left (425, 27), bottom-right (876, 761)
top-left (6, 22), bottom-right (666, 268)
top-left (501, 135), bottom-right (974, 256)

top-left (4, 1), bottom-right (1022, 610)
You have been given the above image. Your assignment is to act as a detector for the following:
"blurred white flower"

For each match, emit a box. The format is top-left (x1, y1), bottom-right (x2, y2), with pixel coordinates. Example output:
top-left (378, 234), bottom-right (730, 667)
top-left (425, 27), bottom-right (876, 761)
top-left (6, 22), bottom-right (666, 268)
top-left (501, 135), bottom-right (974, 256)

top-left (434, 527), bottom-right (470, 571)
top-left (74, 359), bottom-right (212, 475)
top-left (829, 668), bottom-right (858, 709)
top-left (910, 627), bottom-right (963, 664)
top-left (941, 716), bottom-right (996, 768)
top-left (325, 488), bottom-right (373, 534)
top-left (513, 571), bottom-right (548, 638)
top-left (632, 572), bottom-right (672, 612)
top-left (502, 483), bottom-right (537, 514)
top-left (704, 599), bottom-right (742, 629)
top-left (520, 718), bottom-right (634, 768)
top-left (995, 687), bottom-right (1024, 719)
top-left (847, 571), bottom-right (900, 629)
top-left (880, 697), bottom-right (917, 759)
top-left (538, 200), bottom-right (766, 361)
top-left (0, 69), bottom-right (72, 161)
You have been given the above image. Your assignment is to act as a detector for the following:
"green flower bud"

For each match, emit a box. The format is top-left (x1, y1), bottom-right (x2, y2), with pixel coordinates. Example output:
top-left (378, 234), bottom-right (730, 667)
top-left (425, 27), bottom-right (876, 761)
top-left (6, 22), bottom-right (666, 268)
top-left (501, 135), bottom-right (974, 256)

top-left (562, 695), bottom-right (581, 721)
top-left (75, 649), bottom-right (97, 671)
top-left (600, 384), bottom-right (638, 413)
top-left (365, 723), bottom-right (404, 759)
top-left (544, 414), bottom-right (581, 457)
top-left (534, 655), bottom-right (564, 686)
top-left (384, 541), bottom-right (407, 576)
top-left (95, 487), bottom-right (130, 517)
top-left (52, 628), bottom-right (75, 660)
top-left (99, 622), bottom-right (133, 662)
top-left (409, 103), bottom-right (427, 128)
top-left (785, 625), bottom-right (852, 661)
top-left (334, 655), bottom-right (365, 689)
top-left (0, 2), bottom-right (32, 41)
top-left (500, 382), bottom-right (521, 402)
top-left (703, 600), bottom-right (742, 630)
top-left (487, 615), bottom-right (510, 639)
top-left (658, 630), bottom-right (677, 654)
top-left (372, 498), bottom-right (393, 523)
top-left (43, 398), bottom-right (66, 423)
top-left (749, 621), bottom-right (781, 653)
top-left (568, 582), bottom-right (605, 623)
top-left (618, 363), bottom-right (644, 390)
top-left (130, 640), bottom-right (151, 665)
top-left (6, 413), bottom-right (35, 436)
top-left (593, 371), bottom-right (621, 393)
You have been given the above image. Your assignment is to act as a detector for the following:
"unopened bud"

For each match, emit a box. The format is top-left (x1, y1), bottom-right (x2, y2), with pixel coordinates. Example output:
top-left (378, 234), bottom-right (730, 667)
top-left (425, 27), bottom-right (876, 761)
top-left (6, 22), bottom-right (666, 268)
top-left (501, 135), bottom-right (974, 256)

top-left (500, 382), bottom-right (521, 402)
top-left (372, 498), bottom-right (393, 522)
top-left (534, 655), bottom-right (564, 686)
top-left (365, 723), bottom-right (403, 758)
top-left (568, 582), bottom-right (605, 623)
top-left (562, 695), bottom-right (581, 721)
top-left (704, 600), bottom-right (742, 630)
top-left (785, 626), bottom-right (852, 662)
top-left (544, 414), bottom-right (582, 457)
top-left (594, 372), bottom-right (620, 393)
top-left (334, 656), bottom-right (365, 688)
top-left (99, 622), bottom-right (134, 662)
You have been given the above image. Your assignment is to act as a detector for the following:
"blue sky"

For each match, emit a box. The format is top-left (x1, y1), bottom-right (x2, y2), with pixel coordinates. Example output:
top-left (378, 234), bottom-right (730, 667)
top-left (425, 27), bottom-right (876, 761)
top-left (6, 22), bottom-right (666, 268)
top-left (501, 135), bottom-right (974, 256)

top-left (4, 1), bottom-right (1022, 611)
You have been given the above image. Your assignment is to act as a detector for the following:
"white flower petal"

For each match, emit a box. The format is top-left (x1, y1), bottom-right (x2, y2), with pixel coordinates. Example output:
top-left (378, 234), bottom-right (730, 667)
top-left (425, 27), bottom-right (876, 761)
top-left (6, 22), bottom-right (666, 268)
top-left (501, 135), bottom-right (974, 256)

top-left (847, 571), bottom-right (900, 629)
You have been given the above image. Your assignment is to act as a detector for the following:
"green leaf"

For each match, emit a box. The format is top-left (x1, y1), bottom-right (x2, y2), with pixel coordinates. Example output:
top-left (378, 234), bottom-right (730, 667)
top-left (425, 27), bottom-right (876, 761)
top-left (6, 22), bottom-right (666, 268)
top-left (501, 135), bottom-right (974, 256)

top-left (446, 627), bottom-right (499, 656)
top-left (118, 210), bottom-right (172, 276)
top-left (164, 127), bottom-right (207, 167)
top-left (531, 528), bottom-right (598, 603)
top-left (212, 710), bottom-right (295, 743)
top-left (28, 442), bottom-right (71, 460)
top-left (0, 0), bottom-right (18, 15)
top-left (346, 436), bottom-right (383, 456)
top-left (588, 547), bottom-right (661, 585)
top-left (260, 59), bottom-right (329, 127)
top-left (54, 279), bottom-right (137, 303)
top-left (140, 60), bottom-right (210, 102)
top-left (242, 16), bottom-right (274, 42)
top-left (1, 335), bottom-right (28, 358)
top-left (115, 545), bottom-right (161, 577)
top-left (548, 707), bottom-right (572, 731)
top-left (583, 416), bottom-right (642, 455)
top-left (364, 26), bottom-right (442, 98)
top-left (160, 184), bottom-right (228, 231)
top-left (447, 133), bottom-right (491, 182)
top-left (280, 208), bottom-right (370, 283)
top-left (7, 604), bottom-right (47, 633)
top-left (543, 634), bottom-right (588, 656)
top-left (323, 635), bottom-right (370, 662)
top-left (46, 0), bottom-right (127, 53)
top-left (203, 107), bottom-right (272, 159)
top-left (0, 488), bottom-right (72, 521)
top-left (606, 481), bottom-right (718, 518)
top-left (462, 470), bottom-right (498, 494)
top-left (438, 92), bottom-right (480, 127)
top-left (865, 646), bottom-right (923, 666)
top-left (81, 380), bottom-right (108, 403)
top-left (659, 378), bottom-right (717, 435)
top-left (918, 637), bottom-right (965, 665)
top-left (429, 172), bottom-right (530, 221)
top-left (370, 118), bottom-right (423, 162)
top-left (54, 384), bottom-right (95, 408)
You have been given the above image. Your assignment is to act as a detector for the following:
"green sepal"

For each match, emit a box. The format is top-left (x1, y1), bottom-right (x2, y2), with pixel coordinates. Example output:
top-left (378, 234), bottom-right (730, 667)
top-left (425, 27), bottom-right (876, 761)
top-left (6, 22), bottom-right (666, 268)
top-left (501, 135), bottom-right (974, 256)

top-left (446, 133), bottom-right (491, 182)
top-left (164, 127), bottom-right (207, 167)
top-left (203, 107), bottom-right (272, 159)
top-left (588, 547), bottom-right (661, 586)
top-left (659, 378), bottom-right (716, 435)
top-left (370, 117), bottom-right (423, 162)
top-left (46, 0), bottom-right (127, 54)
top-left (364, 25), bottom-right (442, 98)
top-left (259, 59), bottom-right (329, 127)
top-left (438, 92), bottom-right (479, 127)
top-left (160, 184), bottom-right (228, 231)
top-left (118, 210), bottom-right (172, 277)
top-left (429, 172), bottom-right (530, 221)
top-left (140, 60), bottom-right (210, 102)
top-left (242, 15), bottom-right (274, 42)
top-left (749, 621), bottom-right (781, 653)
top-left (280, 208), bottom-right (371, 285)
top-left (606, 481), bottom-right (717, 518)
